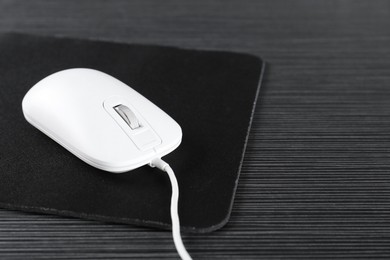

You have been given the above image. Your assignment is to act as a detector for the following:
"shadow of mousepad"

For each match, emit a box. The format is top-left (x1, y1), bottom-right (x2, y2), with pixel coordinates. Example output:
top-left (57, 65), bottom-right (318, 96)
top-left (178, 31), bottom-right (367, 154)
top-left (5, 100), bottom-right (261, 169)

top-left (0, 33), bottom-right (264, 233)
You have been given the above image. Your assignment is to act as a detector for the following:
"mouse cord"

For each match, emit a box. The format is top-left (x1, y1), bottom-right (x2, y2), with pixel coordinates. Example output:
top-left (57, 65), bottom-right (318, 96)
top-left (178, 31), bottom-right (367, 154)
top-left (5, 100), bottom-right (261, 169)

top-left (150, 158), bottom-right (192, 260)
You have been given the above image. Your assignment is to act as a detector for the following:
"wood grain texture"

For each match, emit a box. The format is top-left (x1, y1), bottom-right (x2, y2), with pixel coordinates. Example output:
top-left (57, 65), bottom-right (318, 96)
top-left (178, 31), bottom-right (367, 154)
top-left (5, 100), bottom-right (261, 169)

top-left (0, 0), bottom-right (389, 259)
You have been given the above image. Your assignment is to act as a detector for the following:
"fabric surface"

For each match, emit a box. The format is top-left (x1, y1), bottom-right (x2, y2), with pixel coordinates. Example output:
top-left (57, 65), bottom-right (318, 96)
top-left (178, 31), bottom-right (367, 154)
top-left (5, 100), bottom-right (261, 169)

top-left (0, 33), bottom-right (264, 233)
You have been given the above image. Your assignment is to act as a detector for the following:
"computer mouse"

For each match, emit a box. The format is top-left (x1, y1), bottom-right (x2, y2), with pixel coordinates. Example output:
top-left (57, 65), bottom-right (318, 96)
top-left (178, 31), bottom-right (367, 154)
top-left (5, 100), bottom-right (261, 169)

top-left (22, 68), bottom-right (182, 173)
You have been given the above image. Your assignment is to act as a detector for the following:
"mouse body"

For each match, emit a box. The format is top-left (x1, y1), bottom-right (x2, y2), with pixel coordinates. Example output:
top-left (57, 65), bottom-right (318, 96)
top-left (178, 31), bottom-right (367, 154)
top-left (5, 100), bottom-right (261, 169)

top-left (22, 68), bottom-right (182, 173)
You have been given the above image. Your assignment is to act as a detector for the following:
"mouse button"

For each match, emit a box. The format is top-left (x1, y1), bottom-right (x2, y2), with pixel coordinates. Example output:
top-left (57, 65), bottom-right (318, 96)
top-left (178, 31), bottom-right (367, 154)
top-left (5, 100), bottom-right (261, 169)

top-left (103, 97), bottom-right (143, 131)
top-left (103, 97), bottom-right (162, 150)
top-left (131, 128), bottom-right (162, 151)
top-left (114, 104), bottom-right (140, 129)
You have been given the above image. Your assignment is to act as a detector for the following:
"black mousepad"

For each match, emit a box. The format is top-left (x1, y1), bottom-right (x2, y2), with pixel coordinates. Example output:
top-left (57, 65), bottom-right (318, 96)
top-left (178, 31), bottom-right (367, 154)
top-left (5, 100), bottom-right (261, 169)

top-left (0, 33), bottom-right (264, 233)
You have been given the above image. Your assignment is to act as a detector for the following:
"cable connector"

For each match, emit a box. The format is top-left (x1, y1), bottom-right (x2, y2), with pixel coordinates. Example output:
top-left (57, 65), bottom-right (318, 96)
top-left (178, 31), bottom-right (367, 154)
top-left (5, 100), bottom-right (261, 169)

top-left (149, 158), bottom-right (169, 171)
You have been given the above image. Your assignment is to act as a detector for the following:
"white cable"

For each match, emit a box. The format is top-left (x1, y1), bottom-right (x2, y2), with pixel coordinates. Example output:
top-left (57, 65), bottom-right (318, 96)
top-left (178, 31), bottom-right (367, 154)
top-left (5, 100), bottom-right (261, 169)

top-left (150, 158), bottom-right (192, 260)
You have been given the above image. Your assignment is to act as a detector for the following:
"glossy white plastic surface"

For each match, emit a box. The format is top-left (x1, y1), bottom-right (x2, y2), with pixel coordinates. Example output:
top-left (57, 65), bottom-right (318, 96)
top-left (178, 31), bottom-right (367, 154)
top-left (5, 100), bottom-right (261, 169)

top-left (22, 68), bottom-right (182, 173)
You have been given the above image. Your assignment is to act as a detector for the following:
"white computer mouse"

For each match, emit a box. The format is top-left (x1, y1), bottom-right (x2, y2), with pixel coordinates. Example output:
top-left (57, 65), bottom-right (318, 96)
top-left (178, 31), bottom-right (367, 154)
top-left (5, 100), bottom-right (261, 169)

top-left (22, 68), bottom-right (182, 173)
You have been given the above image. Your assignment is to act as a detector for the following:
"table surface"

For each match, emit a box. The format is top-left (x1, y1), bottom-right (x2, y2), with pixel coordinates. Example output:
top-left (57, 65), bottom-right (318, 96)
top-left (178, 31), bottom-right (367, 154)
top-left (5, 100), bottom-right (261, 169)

top-left (0, 0), bottom-right (389, 259)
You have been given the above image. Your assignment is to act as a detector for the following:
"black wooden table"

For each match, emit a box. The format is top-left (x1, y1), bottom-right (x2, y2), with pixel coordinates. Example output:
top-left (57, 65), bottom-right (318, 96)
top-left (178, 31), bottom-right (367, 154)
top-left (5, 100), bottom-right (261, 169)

top-left (0, 1), bottom-right (389, 259)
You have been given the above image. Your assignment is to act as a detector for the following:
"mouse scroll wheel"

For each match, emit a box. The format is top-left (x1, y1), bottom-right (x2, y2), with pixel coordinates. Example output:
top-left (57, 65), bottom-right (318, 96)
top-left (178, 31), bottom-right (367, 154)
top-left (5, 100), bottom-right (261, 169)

top-left (114, 104), bottom-right (140, 129)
